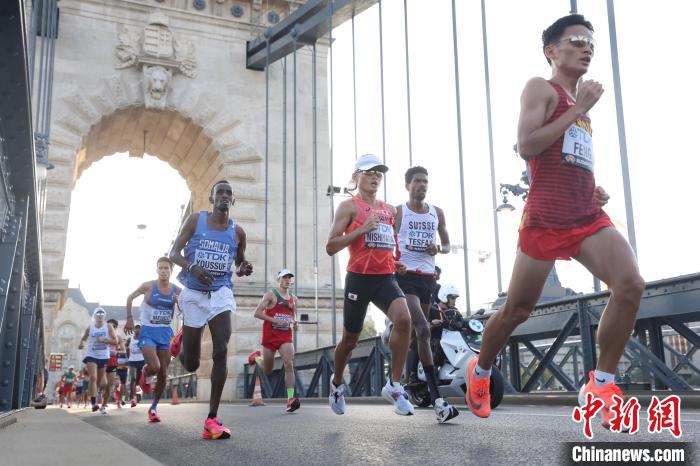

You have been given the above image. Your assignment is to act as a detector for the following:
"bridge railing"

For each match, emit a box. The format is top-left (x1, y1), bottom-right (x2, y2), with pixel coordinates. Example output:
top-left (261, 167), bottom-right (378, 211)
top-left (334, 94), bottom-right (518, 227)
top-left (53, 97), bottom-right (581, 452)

top-left (243, 273), bottom-right (700, 398)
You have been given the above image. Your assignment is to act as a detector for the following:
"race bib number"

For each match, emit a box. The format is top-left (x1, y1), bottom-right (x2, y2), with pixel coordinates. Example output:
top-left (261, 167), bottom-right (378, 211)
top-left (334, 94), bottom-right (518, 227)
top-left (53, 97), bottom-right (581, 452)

top-left (364, 223), bottom-right (395, 250)
top-left (272, 313), bottom-right (293, 331)
top-left (92, 341), bottom-right (106, 351)
top-left (562, 121), bottom-right (594, 171)
top-left (406, 222), bottom-right (437, 252)
top-left (150, 308), bottom-right (173, 325)
top-left (194, 247), bottom-right (230, 277)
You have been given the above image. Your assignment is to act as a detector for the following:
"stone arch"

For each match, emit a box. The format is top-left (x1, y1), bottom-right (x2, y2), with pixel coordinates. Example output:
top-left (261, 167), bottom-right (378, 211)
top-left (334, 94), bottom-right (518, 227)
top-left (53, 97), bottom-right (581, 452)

top-left (43, 73), bottom-right (264, 280)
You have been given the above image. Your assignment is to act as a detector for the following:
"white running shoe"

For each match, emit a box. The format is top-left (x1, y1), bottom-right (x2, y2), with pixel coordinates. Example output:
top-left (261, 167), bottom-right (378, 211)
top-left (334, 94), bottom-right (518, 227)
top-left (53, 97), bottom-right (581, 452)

top-left (99, 406), bottom-right (108, 414)
top-left (381, 380), bottom-right (414, 416)
top-left (328, 375), bottom-right (348, 415)
top-left (434, 397), bottom-right (459, 424)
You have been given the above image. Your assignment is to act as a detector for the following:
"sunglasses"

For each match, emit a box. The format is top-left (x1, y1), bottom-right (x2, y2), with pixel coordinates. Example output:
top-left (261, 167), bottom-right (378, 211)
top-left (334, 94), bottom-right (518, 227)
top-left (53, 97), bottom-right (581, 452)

top-left (357, 169), bottom-right (384, 178)
top-left (558, 34), bottom-right (595, 52)
top-left (94, 313), bottom-right (105, 318)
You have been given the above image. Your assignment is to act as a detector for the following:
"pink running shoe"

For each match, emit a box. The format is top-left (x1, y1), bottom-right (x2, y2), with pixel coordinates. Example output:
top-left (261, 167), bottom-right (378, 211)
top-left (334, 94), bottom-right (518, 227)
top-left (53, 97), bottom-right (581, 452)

top-left (201, 418), bottom-right (231, 440)
top-left (148, 408), bottom-right (161, 423)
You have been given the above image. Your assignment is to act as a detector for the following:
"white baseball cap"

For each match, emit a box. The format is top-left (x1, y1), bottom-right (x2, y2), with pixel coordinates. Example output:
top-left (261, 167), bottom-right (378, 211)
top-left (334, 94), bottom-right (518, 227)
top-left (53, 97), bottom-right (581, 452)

top-left (277, 269), bottom-right (294, 279)
top-left (93, 307), bottom-right (106, 318)
top-left (354, 154), bottom-right (388, 173)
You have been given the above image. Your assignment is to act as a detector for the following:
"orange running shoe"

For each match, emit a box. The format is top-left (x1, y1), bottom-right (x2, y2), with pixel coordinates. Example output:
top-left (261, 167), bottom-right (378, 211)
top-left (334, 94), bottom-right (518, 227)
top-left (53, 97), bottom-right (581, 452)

top-left (465, 357), bottom-right (491, 418)
top-left (202, 418), bottom-right (231, 440)
top-left (578, 370), bottom-right (627, 430)
top-left (170, 327), bottom-right (183, 359)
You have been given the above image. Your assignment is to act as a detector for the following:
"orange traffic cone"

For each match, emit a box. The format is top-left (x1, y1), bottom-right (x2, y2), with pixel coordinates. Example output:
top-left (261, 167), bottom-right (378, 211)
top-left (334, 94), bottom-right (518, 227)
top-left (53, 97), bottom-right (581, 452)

top-left (250, 375), bottom-right (265, 406)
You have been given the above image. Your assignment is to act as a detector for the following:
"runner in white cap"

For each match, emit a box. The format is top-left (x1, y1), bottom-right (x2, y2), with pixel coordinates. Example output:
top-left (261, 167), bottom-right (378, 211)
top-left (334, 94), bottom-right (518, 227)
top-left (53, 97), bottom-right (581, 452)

top-left (78, 307), bottom-right (118, 413)
top-left (253, 269), bottom-right (300, 412)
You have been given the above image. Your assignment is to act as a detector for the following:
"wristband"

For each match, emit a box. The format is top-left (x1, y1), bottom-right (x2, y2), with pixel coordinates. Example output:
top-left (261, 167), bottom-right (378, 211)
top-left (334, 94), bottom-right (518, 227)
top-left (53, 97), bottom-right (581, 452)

top-left (188, 263), bottom-right (196, 273)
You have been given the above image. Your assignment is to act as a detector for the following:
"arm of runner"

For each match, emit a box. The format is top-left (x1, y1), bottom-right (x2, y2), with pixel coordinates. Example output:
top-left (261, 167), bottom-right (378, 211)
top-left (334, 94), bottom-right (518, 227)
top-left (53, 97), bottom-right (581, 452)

top-left (169, 213), bottom-right (214, 286)
top-left (78, 327), bottom-right (89, 349)
top-left (253, 292), bottom-right (288, 328)
top-left (517, 77), bottom-right (595, 159)
top-left (326, 199), bottom-right (368, 256)
top-left (126, 338), bottom-right (131, 359)
top-left (125, 282), bottom-right (149, 334)
top-left (235, 225), bottom-right (253, 276)
top-left (292, 295), bottom-right (299, 331)
top-left (436, 206), bottom-right (450, 254)
top-left (104, 324), bottom-right (118, 345)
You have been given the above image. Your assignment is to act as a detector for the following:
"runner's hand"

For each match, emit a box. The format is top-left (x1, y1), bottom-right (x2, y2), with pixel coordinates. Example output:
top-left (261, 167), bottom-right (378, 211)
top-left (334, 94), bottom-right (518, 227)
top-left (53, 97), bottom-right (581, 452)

top-left (292, 321), bottom-right (299, 331)
top-left (359, 215), bottom-right (380, 234)
top-left (395, 260), bottom-right (407, 274)
top-left (425, 243), bottom-right (439, 256)
top-left (236, 261), bottom-right (253, 277)
top-left (594, 186), bottom-right (610, 207)
top-left (574, 80), bottom-right (604, 114)
top-left (124, 317), bottom-right (134, 335)
top-left (78, 343), bottom-right (84, 350)
top-left (274, 319), bottom-right (290, 329)
top-left (192, 264), bottom-right (214, 286)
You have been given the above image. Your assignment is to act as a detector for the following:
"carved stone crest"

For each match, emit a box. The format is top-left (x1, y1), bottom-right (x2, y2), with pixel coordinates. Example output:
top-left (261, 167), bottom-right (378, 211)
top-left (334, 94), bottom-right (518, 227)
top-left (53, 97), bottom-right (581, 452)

top-left (115, 10), bottom-right (197, 108)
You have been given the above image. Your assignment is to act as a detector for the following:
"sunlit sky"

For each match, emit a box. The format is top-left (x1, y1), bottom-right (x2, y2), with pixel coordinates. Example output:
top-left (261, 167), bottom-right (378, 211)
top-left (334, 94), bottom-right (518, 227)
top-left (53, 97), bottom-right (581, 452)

top-left (65, 1), bottom-right (700, 326)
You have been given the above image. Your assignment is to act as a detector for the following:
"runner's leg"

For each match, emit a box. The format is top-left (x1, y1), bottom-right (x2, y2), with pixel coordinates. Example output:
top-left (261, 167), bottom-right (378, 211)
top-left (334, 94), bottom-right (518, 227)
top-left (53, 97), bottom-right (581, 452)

top-left (406, 294), bottom-right (440, 403)
top-left (179, 326), bottom-right (203, 373)
top-left (575, 227), bottom-right (645, 373)
top-left (261, 347), bottom-right (275, 376)
top-left (207, 311), bottom-right (231, 419)
top-left (279, 343), bottom-right (295, 394)
top-left (386, 298), bottom-right (411, 384)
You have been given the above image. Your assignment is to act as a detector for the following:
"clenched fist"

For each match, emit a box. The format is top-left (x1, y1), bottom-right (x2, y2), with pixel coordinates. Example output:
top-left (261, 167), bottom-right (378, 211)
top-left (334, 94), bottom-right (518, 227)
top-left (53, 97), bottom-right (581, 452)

top-left (575, 80), bottom-right (604, 114)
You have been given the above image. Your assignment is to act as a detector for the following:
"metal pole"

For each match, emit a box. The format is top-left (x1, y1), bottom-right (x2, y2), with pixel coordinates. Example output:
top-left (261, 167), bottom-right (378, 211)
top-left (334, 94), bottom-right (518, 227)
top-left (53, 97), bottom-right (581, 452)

top-left (378, 0), bottom-right (387, 200)
top-left (28, 0), bottom-right (41, 91)
top-left (264, 29), bottom-right (271, 291)
top-left (282, 56), bottom-right (288, 267)
top-left (606, 0), bottom-right (637, 255)
top-left (328, 1), bottom-right (337, 346)
top-left (45, 0), bottom-right (57, 137)
top-left (480, 0), bottom-right (502, 294)
top-left (351, 15), bottom-right (358, 159)
top-left (292, 27), bottom-right (299, 302)
top-left (570, 0), bottom-right (578, 14)
top-left (35, 0), bottom-right (49, 130)
top-left (312, 43), bottom-right (320, 348)
top-left (403, 0), bottom-right (413, 166)
top-left (450, 0), bottom-right (471, 312)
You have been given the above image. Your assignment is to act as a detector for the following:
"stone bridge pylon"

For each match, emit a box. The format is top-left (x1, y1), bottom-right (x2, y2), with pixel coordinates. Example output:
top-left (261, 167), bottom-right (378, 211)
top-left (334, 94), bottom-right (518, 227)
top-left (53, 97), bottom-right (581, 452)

top-left (42, 0), bottom-right (339, 400)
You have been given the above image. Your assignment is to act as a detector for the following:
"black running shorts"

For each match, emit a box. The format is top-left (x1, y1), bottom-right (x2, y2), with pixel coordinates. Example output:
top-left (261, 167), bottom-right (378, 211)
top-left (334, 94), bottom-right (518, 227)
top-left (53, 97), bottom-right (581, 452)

top-left (395, 272), bottom-right (436, 305)
top-left (343, 272), bottom-right (405, 333)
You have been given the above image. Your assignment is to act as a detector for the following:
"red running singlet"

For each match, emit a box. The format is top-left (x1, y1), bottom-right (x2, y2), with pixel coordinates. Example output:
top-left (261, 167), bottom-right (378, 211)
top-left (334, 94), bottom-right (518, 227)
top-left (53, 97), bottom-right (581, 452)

top-left (521, 80), bottom-right (605, 230)
top-left (346, 196), bottom-right (396, 275)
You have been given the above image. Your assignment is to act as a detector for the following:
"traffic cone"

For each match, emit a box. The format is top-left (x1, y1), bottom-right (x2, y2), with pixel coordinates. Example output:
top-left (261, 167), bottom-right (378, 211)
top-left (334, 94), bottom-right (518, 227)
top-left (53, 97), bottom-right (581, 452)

top-left (249, 375), bottom-right (265, 406)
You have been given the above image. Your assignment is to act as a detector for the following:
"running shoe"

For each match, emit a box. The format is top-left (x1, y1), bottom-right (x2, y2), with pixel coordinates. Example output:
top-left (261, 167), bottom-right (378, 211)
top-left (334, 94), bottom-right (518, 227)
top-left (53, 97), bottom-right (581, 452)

top-left (578, 370), bottom-right (627, 430)
top-left (434, 397), bottom-right (459, 424)
top-left (91, 404), bottom-right (99, 412)
top-left (140, 367), bottom-right (153, 394)
top-left (99, 405), bottom-right (108, 414)
top-left (148, 408), bottom-right (161, 423)
top-left (131, 398), bottom-right (137, 408)
top-left (170, 327), bottom-right (183, 359)
top-left (381, 380), bottom-right (414, 416)
top-left (465, 356), bottom-right (491, 418)
top-left (201, 418), bottom-right (231, 440)
top-left (328, 375), bottom-right (348, 415)
top-left (286, 396), bottom-right (301, 413)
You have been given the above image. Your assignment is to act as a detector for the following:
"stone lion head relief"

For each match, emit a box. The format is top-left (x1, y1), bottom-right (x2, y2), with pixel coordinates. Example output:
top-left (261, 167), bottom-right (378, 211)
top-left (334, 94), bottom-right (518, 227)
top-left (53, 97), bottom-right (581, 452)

top-left (143, 65), bottom-right (172, 109)
top-left (115, 10), bottom-right (196, 109)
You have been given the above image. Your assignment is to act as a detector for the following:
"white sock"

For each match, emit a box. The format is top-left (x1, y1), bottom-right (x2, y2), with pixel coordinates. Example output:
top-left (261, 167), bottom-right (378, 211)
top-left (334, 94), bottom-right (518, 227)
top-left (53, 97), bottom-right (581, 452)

top-left (474, 363), bottom-right (491, 379)
top-left (593, 370), bottom-right (615, 387)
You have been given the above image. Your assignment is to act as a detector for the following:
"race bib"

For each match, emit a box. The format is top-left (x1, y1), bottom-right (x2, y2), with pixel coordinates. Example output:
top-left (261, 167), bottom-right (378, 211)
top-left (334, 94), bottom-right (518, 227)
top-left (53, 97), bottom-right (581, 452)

top-left (194, 247), bottom-right (230, 277)
top-left (272, 313), bottom-right (293, 331)
top-left (364, 223), bottom-right (395, 250)
top-left (406, 221), bottom-right (437, 252)
top-left (150, 308), bottom-right (173, 325)
top-left (562, 121), bottom-right (594, 171)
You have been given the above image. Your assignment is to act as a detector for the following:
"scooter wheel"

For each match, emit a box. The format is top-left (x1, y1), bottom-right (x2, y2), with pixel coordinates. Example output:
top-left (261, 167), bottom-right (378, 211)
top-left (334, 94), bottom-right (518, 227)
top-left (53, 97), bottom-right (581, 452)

top-left (407, 388), bottom-right (432, 408)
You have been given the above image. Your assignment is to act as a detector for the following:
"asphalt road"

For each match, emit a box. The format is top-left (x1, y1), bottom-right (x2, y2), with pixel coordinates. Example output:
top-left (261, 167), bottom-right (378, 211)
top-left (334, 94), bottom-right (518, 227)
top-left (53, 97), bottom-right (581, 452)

top-left (74, 401), bottom-right (700, 466)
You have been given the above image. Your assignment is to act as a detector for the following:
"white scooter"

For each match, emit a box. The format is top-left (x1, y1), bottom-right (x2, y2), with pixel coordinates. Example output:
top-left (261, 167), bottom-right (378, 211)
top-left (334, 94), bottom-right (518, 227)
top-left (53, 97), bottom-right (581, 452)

top-left (383, 309), bottom-right (505, 408)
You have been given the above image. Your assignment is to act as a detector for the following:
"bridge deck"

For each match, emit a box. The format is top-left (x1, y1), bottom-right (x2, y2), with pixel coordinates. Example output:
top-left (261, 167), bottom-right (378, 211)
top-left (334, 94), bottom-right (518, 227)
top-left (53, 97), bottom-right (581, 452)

top-left (2, 402), bottom-right (698, 465)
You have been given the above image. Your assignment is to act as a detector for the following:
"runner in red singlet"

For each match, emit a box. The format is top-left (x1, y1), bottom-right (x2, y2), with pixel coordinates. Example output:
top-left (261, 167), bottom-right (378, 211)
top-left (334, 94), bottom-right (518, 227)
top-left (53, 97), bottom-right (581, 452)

top-left (254, 269), bottom-right (300, 413)
top-left (325, 154), bottom-right (414, 416)
top-left (465, 15), bottom-right (645, 433)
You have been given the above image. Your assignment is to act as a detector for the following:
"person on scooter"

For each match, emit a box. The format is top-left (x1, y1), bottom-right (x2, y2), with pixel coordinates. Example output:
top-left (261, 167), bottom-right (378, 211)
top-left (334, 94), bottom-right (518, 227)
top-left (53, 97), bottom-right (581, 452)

top-left (431, 284), bottom-right (461, 366)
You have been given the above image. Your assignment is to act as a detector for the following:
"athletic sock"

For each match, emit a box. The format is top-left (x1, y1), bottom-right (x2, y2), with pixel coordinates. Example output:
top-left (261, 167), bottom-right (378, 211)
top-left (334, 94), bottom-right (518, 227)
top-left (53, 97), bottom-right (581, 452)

top-left (474, 363), bottom-right (491, 379)
top-left (90, 396), bottom-right (96, 406)
top-left (593, 370), bottom-right (615, 387)
top-left (287, 388), bottom-right (294, 400)
top-left (150, 398), bottom-right (159, 411)
top-left (254, 355), bottom-right (263, 366)
top-left (423, 365), bottom-right (441, 404)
